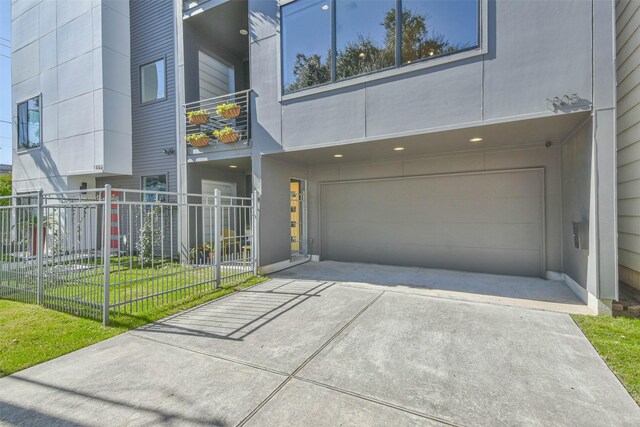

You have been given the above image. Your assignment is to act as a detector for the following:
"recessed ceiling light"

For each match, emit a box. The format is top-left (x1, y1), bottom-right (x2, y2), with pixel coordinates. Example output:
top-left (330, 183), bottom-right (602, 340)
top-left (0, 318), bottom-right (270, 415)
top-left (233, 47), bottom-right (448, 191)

top-left (333, 154), bottom-right (343, 158)
top-left (321, 4), bottom-right (329, 10)
top-left (393, 147), bottom-right (405, 151)
top-left (469, 137), bottom-right (483, 142)
top-left (229, 165), bottom-right (238, 169)
top-left (239, 29), bottom-right (248, 36)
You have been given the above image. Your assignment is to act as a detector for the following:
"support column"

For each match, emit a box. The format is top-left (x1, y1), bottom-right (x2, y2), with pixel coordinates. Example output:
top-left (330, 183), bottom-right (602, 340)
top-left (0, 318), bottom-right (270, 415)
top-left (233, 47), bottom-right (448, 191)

top-left (590, 0), bottom-right (618, 309)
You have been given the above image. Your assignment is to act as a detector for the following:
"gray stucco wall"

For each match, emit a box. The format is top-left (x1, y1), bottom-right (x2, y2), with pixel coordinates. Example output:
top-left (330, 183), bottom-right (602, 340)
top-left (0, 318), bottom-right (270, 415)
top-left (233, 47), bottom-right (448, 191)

top-left (248, 0), bottom-right (594, 155)
top-left (98, 0), bottom-right (177, 192)
top-left (259, 143), bottom-right (565, 273)
top-left (616, 0), bottom-right (640, 288)
top-left (561, 119), bottom-right (593, 288)
top-left (258, 155), bottom-right (308, 266)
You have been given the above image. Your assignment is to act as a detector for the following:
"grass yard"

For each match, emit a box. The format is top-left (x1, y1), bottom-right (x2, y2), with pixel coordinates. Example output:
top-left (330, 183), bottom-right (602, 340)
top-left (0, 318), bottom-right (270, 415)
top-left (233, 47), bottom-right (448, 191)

top-left (0, 275), bottom-right (267, 378)
top-left (2, 255), bottom-right (254, 318)
top-left (573, 315), bottom-right (640, 404)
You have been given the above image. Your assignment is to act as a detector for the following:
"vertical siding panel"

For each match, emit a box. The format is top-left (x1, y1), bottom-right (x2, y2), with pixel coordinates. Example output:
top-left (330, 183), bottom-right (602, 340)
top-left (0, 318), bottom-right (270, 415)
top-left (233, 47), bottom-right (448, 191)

top-left (98, 0), bottom-right (177, 192)
top-left (617, 0), bottom-right (640, 275)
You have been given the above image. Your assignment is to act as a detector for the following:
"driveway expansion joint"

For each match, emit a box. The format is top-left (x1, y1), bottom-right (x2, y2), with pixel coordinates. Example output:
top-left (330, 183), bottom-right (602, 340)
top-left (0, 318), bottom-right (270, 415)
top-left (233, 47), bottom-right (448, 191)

top-left (235, 290), bottom-right (386, 427)
top-left (129, 332), bottom-right (290, 378)
top-left (291, 376), bottom-right (464, 427)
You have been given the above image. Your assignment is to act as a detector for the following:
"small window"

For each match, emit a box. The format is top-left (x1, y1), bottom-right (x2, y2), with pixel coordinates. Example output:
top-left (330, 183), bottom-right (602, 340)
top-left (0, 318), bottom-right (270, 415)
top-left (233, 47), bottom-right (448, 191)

top-left (17, 96), bottom-right (41, 149)
top-left (141, 174), bottom-right (168, 202)
top-left (140, 59), bottom-right (166, 104)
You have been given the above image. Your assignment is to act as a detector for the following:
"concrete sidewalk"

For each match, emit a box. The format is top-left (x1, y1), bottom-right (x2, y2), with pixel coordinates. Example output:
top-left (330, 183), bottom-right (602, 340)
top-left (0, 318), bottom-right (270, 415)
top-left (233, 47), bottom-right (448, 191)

top-left (0, 274), bottom-right (638, 426)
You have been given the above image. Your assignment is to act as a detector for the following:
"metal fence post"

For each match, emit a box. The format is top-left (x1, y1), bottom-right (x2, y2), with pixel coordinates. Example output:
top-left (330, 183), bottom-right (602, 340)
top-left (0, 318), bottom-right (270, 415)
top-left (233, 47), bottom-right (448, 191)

top-left (36, 189), bottom-right (44, 305)
top-left (214, 189), bottom-right (221, 289)
top-left (252, 190), bottom-right (259, 276)
top-left (103, 185), bottom-right (112, 326)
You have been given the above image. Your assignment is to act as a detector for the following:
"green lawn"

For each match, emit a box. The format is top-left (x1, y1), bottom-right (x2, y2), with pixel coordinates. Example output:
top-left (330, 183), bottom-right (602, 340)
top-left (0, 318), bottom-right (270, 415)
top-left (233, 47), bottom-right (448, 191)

top-left (0, 275), bottom-right (267, 377)
top-left (3, 256), bottom-right (254, 319)
top-left (573, 315), bottom-right (640, 404)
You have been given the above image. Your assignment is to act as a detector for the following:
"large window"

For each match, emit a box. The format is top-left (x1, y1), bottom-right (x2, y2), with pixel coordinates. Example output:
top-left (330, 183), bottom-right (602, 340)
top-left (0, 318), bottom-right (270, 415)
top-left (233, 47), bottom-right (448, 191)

top-left (140, 59), bottom-right (166, 104)
top-left (281, 0), bottom-right (332, 94)
top-left (17, 96), bottom-right (41, 149)
top-left (142, 174), bottom-right (168, 202)
top-left (281, 0), bottom-right (479, 94)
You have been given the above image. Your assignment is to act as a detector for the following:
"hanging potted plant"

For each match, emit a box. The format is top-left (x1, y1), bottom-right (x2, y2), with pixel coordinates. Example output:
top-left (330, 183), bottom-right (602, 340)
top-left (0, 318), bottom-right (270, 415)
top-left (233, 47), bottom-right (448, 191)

top-left (185, 133), bottom-right (210, 147)
top-left (213, 126), bottom-right (239, 143)
top-left (216, 102), bottom-right (241, 119)
top-left (187, 108), bottom-right (210, 125)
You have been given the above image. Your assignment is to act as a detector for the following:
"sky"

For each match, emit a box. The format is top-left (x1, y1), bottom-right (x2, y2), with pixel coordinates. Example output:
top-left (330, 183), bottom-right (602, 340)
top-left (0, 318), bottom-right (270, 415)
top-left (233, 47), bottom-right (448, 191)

top-left (0, 0), bottom-right (10, 165)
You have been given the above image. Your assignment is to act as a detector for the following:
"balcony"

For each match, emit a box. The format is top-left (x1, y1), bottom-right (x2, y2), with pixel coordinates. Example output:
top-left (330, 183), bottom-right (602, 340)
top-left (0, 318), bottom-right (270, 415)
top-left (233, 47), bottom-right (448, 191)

top-left (184, 90), bottom-right (251, 156)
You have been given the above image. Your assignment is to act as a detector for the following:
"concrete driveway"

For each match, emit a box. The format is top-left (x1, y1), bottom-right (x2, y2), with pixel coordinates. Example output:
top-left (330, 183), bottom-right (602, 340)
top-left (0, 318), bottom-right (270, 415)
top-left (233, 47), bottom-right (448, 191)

top-left (1, 262), bottom-right (638, 426)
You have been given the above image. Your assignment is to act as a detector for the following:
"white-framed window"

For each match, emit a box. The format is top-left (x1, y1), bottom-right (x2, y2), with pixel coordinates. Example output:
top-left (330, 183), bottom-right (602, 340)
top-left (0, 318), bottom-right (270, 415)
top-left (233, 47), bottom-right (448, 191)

top-left (140, 58), bottom-right (167, 104)
top-left (17, 95), bottom-right (41, 149)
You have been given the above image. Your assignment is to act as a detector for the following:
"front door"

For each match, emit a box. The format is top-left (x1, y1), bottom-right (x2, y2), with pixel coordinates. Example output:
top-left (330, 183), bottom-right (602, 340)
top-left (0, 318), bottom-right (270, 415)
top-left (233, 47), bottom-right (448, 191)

top-left (290, 179), bottom-right (305, 257)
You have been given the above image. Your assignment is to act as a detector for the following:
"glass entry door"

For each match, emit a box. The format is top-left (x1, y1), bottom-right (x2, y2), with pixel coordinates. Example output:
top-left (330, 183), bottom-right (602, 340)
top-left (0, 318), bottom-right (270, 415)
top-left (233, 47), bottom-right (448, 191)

top-left (290, 178), bottom-right (306, 257)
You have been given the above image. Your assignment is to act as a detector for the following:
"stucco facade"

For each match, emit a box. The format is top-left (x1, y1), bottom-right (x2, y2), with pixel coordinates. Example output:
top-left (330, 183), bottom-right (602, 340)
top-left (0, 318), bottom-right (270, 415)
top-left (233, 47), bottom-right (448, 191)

top-left (11, 0), bottom-right (132, 193)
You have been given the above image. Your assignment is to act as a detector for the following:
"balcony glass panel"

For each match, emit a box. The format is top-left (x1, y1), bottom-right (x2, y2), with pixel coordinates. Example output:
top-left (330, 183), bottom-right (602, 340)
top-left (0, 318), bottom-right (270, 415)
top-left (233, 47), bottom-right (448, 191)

top-left (336, 0), bottom-right (396, 80)
top-left (401, 0), bottom-right (479, 64)
top-left (282, 0), bottom-right (331, 94)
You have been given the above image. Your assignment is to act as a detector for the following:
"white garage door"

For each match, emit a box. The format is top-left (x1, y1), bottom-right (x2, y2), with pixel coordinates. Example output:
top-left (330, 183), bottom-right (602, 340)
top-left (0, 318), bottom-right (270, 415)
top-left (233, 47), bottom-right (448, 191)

top-left (320, 169), bottom-right (544, 277)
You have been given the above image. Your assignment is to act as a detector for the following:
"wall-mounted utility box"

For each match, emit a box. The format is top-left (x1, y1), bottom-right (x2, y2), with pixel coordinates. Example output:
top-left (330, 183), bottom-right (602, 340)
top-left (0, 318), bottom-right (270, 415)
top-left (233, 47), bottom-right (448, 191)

top-left (572, 221), bottom-right (589, 251)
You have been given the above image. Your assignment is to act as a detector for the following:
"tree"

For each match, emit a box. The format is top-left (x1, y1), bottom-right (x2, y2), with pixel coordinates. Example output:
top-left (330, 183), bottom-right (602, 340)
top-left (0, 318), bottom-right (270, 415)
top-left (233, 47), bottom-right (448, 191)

top-left (0, 174), bottom-right (12, 207)
top-left (382, 8), bottom-right (457, 64)
top-left (285, 53), bottom-right (331, 93)
top-left (136, 205), bottom-right (163, 267)
top-left (336, 34), bottom-right (394, 80)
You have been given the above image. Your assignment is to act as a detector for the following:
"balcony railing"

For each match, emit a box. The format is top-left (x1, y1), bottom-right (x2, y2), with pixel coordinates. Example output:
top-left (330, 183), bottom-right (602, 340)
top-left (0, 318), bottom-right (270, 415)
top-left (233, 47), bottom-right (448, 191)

top-left (184, 89), bottom-right (250, 150)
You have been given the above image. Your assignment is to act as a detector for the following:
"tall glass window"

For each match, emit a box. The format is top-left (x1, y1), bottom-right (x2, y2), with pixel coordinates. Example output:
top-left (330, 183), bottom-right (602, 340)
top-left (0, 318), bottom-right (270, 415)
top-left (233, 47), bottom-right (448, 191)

top-left (17, 96), bottom-right (41, 149)
top-left (281, 0), bottom-right (331, 94)
top-left (335, 0), bottom-right (396, 80)
top-left (281, 0), bottom-right (480, 94)
top-left (140, 59), bottom-right (166, 104)
top-left (401, 0), bottom-right (479, 64)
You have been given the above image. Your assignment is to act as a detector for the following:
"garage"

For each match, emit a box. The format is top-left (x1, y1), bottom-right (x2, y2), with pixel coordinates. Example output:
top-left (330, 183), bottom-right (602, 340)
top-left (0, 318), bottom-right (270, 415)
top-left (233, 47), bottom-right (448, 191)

top-left (320, 169), bottom-right (545, 277)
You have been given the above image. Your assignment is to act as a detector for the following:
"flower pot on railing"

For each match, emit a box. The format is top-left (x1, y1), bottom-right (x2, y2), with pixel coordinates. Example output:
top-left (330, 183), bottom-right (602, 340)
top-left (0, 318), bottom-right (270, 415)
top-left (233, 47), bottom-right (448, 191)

top-left (216, 103), bottom-right (241, 119)
top-left (213, 127), bottom-right (239, 144)
top-left (187, 109), bottom-right (210, 125)
top-left (185, 133), bottom-right (210, 147)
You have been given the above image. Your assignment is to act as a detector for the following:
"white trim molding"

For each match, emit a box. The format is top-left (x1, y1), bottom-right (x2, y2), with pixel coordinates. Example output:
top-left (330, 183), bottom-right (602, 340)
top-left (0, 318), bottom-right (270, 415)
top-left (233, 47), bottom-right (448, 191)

top-left (562, 273), bottom-right (612, 315)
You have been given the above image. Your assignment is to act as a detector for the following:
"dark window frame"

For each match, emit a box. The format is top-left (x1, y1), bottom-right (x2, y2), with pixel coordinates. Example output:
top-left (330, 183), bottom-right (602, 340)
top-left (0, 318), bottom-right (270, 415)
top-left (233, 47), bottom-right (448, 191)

top-left (139, 57), bottom-right (168, 105)
top-left (141, 174), bottom-right (169, 202)
top-left (280, 0), bottom-right (481, 95)
top-left (16, 94), bottom-right (42, 151)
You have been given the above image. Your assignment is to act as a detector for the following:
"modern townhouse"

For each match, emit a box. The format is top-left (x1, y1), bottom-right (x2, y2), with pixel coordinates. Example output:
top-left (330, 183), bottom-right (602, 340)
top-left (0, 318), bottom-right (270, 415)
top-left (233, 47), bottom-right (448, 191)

top-left (10, 0), bottom-right (630, 314)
